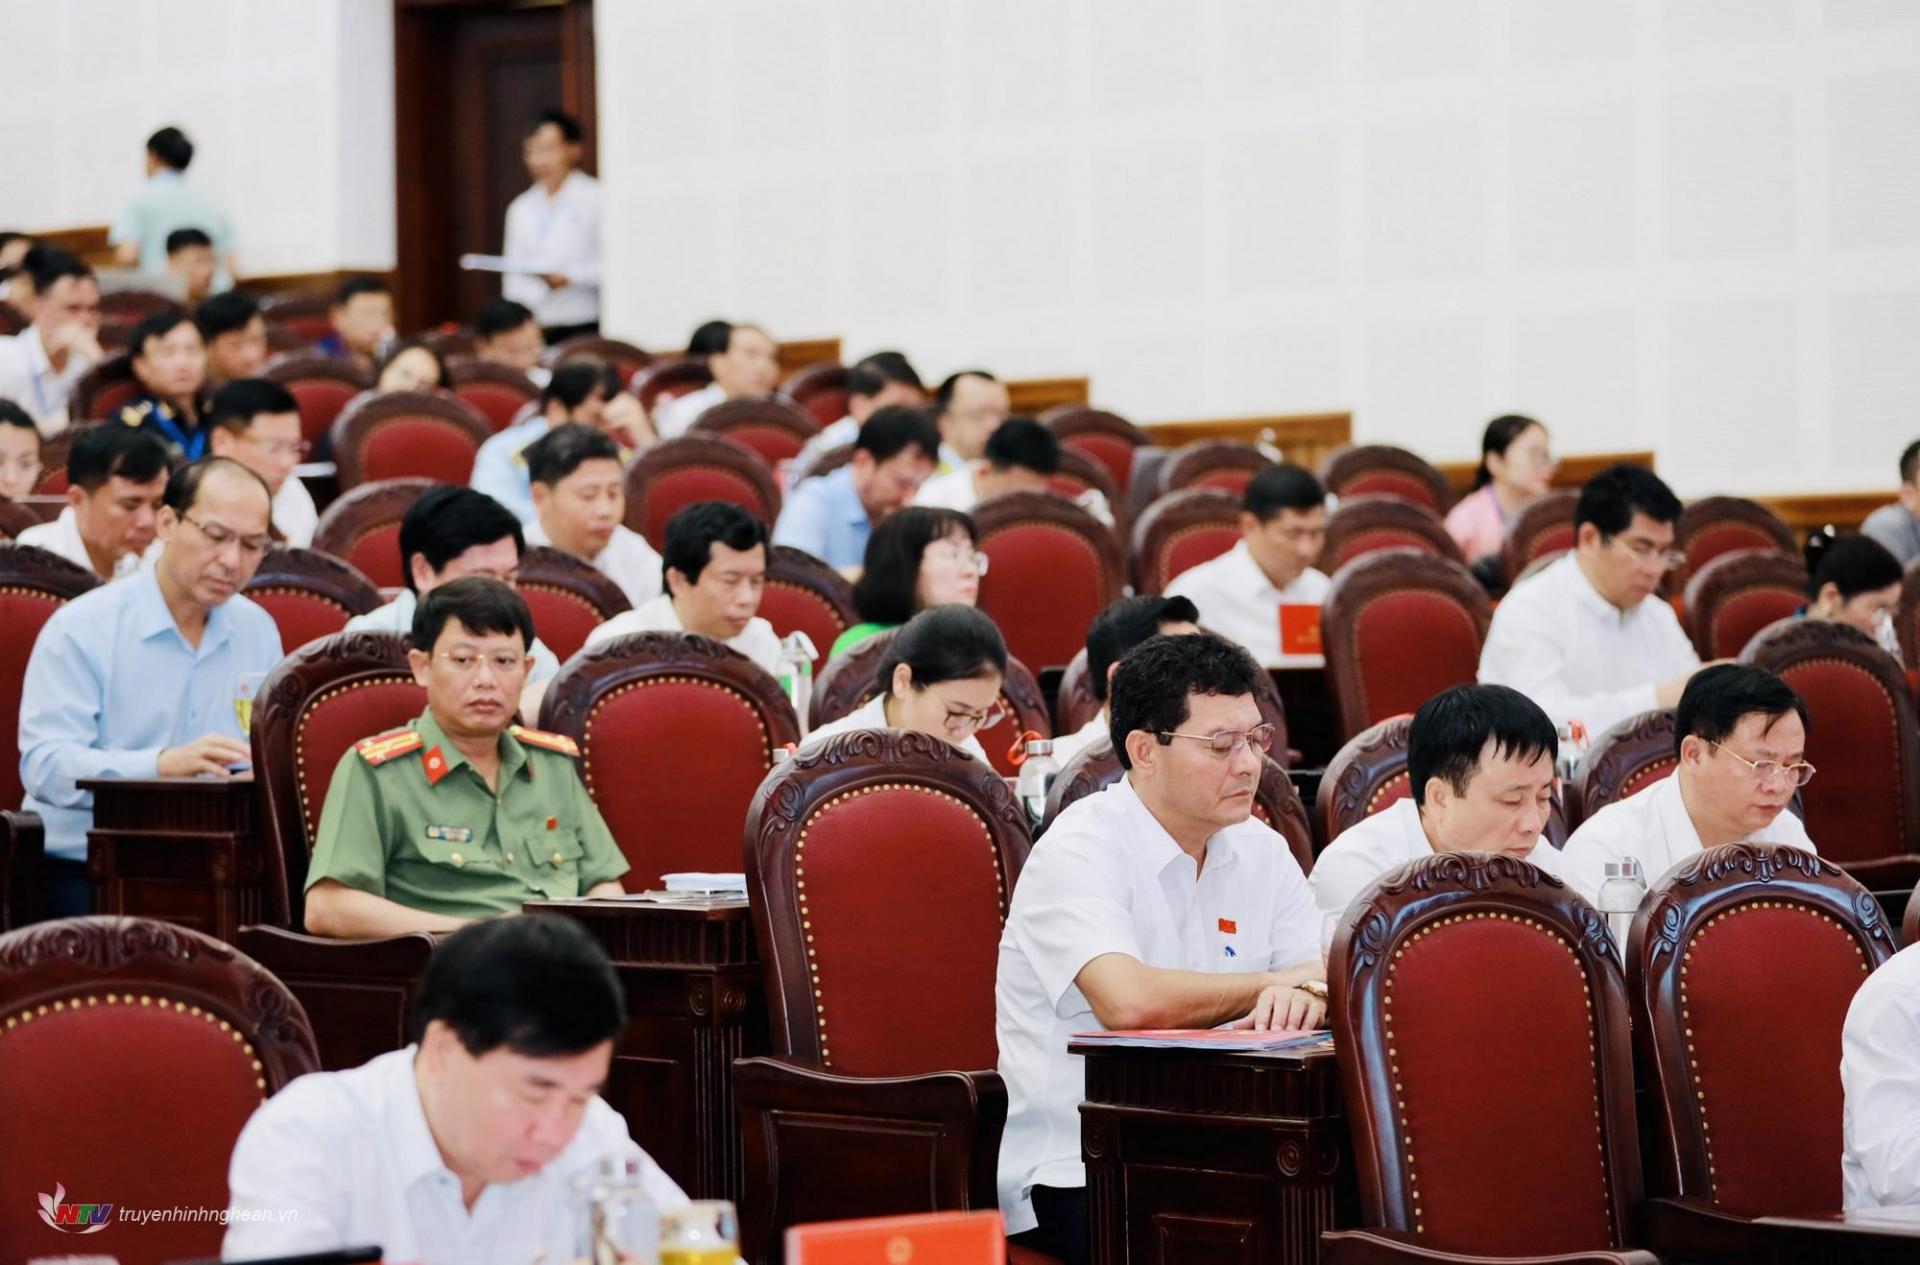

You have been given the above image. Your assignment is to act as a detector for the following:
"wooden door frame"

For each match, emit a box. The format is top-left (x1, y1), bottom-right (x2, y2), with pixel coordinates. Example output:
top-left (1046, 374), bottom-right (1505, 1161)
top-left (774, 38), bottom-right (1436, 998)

top-left (392, 0), bottom-right (596, 334)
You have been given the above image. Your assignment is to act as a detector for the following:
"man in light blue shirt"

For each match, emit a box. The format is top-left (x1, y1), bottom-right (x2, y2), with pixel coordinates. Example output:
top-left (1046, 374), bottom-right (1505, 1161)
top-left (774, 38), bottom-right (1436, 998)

top-left (344, 485), bottom-right (561, 719)
top-left (109, 126), bottom-right (237, 286)
top-left (773, 406), bottom-right (940, 572)
top-left (19, 457), bottom-right (283, 918)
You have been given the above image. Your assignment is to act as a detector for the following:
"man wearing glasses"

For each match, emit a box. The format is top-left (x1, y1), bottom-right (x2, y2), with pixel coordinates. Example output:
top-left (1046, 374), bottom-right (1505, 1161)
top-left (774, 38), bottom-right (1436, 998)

top-left (995, 633), bottom-right (1324, 1265)
top-left (1309, 684), bottom-right (1565, 951)
top-left (1479, 463), bottom-right (1707, 749)
top-left (205, 378), bottom-right (317, 546)
top-left (18, 457), bottom-right (283, 917)
top-left (303, 577), bottom-right (628, 939)
top-left (1560, 664), bottom-right (1816, 907)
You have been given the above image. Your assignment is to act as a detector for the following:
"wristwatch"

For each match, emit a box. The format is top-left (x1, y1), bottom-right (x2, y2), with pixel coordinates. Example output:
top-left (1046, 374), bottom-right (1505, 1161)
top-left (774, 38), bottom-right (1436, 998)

top-left (1296, 980), bottom-right (1329, 1000)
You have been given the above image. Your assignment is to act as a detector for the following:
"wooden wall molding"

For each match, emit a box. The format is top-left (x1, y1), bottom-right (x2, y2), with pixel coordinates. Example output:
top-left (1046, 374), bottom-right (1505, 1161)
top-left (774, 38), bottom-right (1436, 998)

top-left (1435, 450), bottom-right (1656, 494)
top-left (1143, 412), bottom-right (1353, 472)
top-left (1008, 377), bottom-right (1089, 415)
top-left (1756, 491), bottom-right (1895, 536)
top-left (775, 338), bottom-right (841, 374)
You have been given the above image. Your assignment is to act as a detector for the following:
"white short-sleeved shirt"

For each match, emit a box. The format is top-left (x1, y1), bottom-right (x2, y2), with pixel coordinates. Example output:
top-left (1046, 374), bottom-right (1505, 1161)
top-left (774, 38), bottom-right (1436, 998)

top-left (524, 518), bottom-right (663, 610)
top-left (1477, 553), bottom-right (1699, 742)
top-left (651, 383), bottom-right (726, 441)
top-left (0, 326), bottom-right (95, 430)
top-left (1558, 774), bottom-right (1816, 907)
top-left (1844, 944), bottom-right (1920, 1210)
top-left (501, 171), bottom-right (602, 329)
top-left (221, 1046), bottom-right (686, 1264)
top-left (274, 476), bottom-right (319, 548)
top-left (800, 694), bottom-right (988, 762)
top-left (1164, 541), bottom-right (1330, 667)
top-left (994, 776), bottom-right (1321, 1232)
top-left (1308, 798), bottom-right (1565, 951)
top-left (1047, 714), bottom-right (1109, 771)
top-left (15, 506), bottom-right (158, 581)
top-left (584, 593), bottom-right (784, 678)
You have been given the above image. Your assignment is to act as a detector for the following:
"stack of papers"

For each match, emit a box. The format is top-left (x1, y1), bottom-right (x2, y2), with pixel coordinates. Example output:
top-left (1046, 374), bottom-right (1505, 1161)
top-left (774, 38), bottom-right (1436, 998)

top-left (662, 871), bottom-right (748, 893)
top-left (1072, 1028), bottom-right (1331, 1052)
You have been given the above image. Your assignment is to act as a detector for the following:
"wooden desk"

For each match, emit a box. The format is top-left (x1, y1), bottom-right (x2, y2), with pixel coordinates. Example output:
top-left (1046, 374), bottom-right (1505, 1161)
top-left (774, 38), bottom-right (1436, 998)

top-left (1073, 1040), bottom-right (1356, 1265)
top-left (1271, 667), bottom-right (1338, 770)
top-left (1751, 1208), bottom-right (1920, 1262)
top-left (526, 897), bottom-right (768, 1204)
top-left (82, 775), bottom-right (265, 941)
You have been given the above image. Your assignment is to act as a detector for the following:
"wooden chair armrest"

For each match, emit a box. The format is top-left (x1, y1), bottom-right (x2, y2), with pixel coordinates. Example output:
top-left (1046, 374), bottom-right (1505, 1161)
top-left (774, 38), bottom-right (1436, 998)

top-left (0, 810), bottom-right (45, 931)
top-left (1320, 1230), bottom-right (1660, 1265)
top-left (235, 924), bottom-right (442, 976)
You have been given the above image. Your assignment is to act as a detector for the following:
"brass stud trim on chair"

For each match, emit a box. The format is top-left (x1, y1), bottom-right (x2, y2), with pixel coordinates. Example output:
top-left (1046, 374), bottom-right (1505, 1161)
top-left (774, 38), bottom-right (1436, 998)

top-left (0, 991), bottom-right (270, 1099)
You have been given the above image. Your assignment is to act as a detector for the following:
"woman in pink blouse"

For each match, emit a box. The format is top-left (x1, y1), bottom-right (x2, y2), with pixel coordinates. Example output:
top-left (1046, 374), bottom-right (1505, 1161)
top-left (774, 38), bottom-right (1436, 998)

top-left (1445, 414), bottom-right (1555, 562)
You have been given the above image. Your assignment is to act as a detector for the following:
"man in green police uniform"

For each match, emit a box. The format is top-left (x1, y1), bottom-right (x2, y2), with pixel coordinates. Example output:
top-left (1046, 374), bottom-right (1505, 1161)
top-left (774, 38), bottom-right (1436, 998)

top-left (303, 576), bottom-right (628, 938)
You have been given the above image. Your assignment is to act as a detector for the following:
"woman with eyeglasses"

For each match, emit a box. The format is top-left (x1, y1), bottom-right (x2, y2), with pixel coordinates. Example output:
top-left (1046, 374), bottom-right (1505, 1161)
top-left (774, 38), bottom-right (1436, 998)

top-left (829, 506), bottom-right (986, 659)
top-left (1445, 413), bottom-right (1555, 563)
top-left (803, 603), bottom-right (1007, 761)
top-left (1802, 531), bottom-right (1904, 656)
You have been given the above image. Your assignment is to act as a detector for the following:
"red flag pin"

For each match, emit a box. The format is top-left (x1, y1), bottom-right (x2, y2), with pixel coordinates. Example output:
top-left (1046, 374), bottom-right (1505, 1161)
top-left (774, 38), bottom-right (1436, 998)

top-left (1218, 918), bottom-right (1237, 934)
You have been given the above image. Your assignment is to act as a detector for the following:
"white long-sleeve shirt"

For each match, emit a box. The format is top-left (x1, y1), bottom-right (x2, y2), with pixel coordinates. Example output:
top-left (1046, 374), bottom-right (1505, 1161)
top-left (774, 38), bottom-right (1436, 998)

top-left (1557, 774), bottom-right (1815, 907)
top-left (1478, 553), bottom-right (1698, 739)
top-left (1845, 945), bottom-right (1920, 1211)
top-left (501, 171), bottom-right (601, 328)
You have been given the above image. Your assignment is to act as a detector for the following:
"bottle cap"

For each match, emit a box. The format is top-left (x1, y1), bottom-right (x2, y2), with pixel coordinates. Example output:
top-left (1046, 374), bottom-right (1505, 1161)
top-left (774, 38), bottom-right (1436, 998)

top-left (1602, 859), bottom-right (1644, 879)
top-left (1024, 739), bottom-right (1053, 757)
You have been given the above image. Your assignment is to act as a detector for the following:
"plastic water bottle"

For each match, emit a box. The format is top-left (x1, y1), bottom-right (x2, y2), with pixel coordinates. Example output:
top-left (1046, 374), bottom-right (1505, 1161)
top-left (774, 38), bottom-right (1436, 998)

top-left (1016, 738), bottom-right (1059, 830)
top-left (775, 631), bottom-right (818, 737)
top-left (574, 1154), bottom-right (660, 1265)
top-left (1595, 858), bottom-right (1648, 958)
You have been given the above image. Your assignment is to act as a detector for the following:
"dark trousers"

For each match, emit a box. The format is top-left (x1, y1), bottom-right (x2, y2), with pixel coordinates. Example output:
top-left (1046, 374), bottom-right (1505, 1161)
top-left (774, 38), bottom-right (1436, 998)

top-left (541, 320), bottom-right (600, 344)
top-left (1010, 1185), bottom-right (1089, 1265)
top-left (39, 855), bottom-right (91, 921)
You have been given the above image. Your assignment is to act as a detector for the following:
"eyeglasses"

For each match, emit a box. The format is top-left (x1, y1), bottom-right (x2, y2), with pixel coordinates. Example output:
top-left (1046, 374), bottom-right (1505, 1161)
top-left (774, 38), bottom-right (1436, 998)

top-left (1707, 740), bottom-right (1817, 788)
top-left (435, 650), bottom-right (531, 676)
top-left (180, 511), bottom-right (271, 555)
top-left (1608, 535), bottom-right (1687, 572)
top-left (941, 701), bottom-right (1008, 733)
top-left (926, 544), bottom-right (990, 575)
top-left (1156, 723), bottom-right (1277, 759)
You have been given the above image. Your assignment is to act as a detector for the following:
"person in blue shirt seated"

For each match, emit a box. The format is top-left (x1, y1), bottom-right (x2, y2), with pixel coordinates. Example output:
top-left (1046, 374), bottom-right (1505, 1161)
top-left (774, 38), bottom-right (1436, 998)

top-left (469, 359), bottom-right (620, 524)
top-left (315, 275), bottom-right (394, 371)
top-left (773, 405), bottom-right (941, 575)
top-left (117, 307), bottom-right (211, 461)
top-left (19, 457), bottom-right (283, 919)
top-left (109, 126), bottom-right (237, 284)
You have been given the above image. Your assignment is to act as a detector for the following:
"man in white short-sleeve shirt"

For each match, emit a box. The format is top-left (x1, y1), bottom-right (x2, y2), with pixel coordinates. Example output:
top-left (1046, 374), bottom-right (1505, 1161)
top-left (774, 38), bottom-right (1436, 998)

top-left (996, 633), bottom-right (1324, 1265)
top-left (1310, 684), bottom-right (1566, 951)
top-left (223, 911), bottom-right (685, 1264)
top-left (1843, 942), bottom-right (1920, 1210)
top-left (523, 422), bottom-right (662, 610)
top-left (1478, 465), bottom-right (1704, 746)
top-left (1166, 464), bottom-right (1331, 667)
top-left (1560, 664), bottom-right (1817, 908)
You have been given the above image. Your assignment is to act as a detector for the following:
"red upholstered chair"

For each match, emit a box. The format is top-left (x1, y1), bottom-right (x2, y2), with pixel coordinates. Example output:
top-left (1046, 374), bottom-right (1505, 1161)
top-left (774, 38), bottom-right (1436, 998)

top-left (539, 631), bottom-right (799, 888)
top-left (0, 500), bottom-right (35, 540)
top-left (0, 301), bottom-right (23, 336)
top-left (0, 917), bottom-right (320, 1265)
top-left (1569, 709), bottom-right (1678, 825)
top-left (1741, 618), bottom-right (1920, 875)
top-left (1323, 855), bottom-right (1656, 1264)
top-left (0, 543), bottom-right (99, 813)
top-left (420, 328), bottom-right (479, 361)
top-left (31, 428), bottom-right (79, 495)
top-left (265, 352), bottom-right (376, 449)
top-left (1038, 737), bottom-right (1313, 867)
top-left (1682, 549), bottom-right (1808, 661)
top-left (330, 390), bottom-right (491, 489)
top-left (1039, 406), bottom-right (1151, 495)
top-left (1674, 497), bottom-right (1794, 588)
top-left (234, 630), bottom-right (438, 1071)
top-left (1129, 488), bottom-right (1240, 595)
top-left (763, 545), bottom-right (857, 675)
top-left (810, 630), bottom-right (1052, 780)
top-left (1895, 556), bottom-right (1920, 676)
top-left (1322, 549), bottom-right (1492, 743)
top-left (1626, 843), bottom-right (1894, 1231)
top-left (243, 545), bottom-right (383, 653)
top-left (632, 357), bottom-right (713, 413)
top-left (1319, 496), bottom-right (1463, 574)
top-left (448, 360), bottom-right (540, 434)
top-left (261, 293), bottom-right (335, 344)
top-left (625, 435), bottom-right (782, 552)
top-left (1157, 440), bottom-right (1272, 498)
top-left (66, 352), bottom-right (141, 423)
top-left (311, 477), bottom-right (434, 590)
top-left (734, 730), bottom-right (1031, 1263)
top-left (1049, 447), bottom-right (1126, 530)
top-left (1319, 444), bottom-right (1452, 513)
top-left (1500, 489), bottom-right (1580, 586)
top-left (1317, 715), bottom-right (1414, 847)
top-left (547, 334), bottom-right (653, 379)
top-left (779, 361), bottom-right (849, 429)
top-left (515, 545), bottom-right (633, 663)
top-left (691, 397), bottom-right (821, 467)
top-left (97, 289), bottom-right (177, 345)
top-left (972, 491), bottom-right (1125, 674)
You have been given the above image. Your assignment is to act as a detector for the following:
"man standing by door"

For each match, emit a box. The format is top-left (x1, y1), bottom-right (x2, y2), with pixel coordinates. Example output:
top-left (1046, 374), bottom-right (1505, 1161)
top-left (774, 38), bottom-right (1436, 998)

top-left (503, 111), bottom-right (601, 343)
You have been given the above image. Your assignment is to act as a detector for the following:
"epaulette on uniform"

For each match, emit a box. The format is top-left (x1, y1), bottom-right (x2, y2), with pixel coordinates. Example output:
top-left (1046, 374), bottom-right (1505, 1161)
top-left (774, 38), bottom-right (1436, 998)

top-left (354, 728), bottom-right (426, 766)
top-left (510, 725), bottom-right (580, 757)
